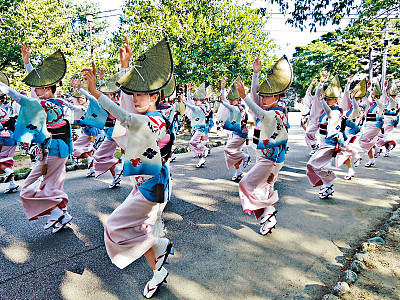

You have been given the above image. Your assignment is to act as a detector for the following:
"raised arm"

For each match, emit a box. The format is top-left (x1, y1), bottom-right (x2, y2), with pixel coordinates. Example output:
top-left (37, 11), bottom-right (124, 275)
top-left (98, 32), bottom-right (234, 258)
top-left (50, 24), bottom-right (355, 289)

top-left (320, 99), bottom-right (332, 117)
top-left (236, 80), bottom-right (264, 120)
top-left (303, 79), bottom-right (316, 108)
top-left (340, 75), bottom-right (353, 112)
top-left (0, 82), bottom-right (23, 104)
top-left (21, 44), bottom-right (34, 73)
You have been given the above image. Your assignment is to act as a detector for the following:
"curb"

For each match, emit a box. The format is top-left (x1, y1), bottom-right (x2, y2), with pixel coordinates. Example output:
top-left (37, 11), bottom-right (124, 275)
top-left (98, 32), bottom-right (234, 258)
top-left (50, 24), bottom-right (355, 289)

top-left (322, 206), bottom-right (400, 299)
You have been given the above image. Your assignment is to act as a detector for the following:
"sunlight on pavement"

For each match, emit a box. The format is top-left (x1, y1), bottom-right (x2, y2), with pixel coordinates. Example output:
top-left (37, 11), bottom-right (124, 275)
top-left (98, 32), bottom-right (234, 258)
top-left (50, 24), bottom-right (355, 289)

top-left (67, 223), bottom-right (92, 246)
top-left (168, 274), bottom-right (225, 300)
top-left (0, 226), bottom-right (31, 264)
top-left (61, 269), bottom-right (119, 300)
top-left (1, 241), bottom-right (30, 264)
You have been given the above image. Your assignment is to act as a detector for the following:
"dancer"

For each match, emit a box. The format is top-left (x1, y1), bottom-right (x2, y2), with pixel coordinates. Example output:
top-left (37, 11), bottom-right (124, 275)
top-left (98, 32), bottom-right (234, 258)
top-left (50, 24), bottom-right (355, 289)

top-left (238, 56), bottom-right (291, 235)
top-left (305, 74), bottom-right (330, 155)
top-left (358, 82), bottom-right (385, 167)
top-left (92, 74), bottom-right (123, 188)
top-left (0, 86), bottom-right (19, 193)
top-left (184, 83), bottom-right (209, 167)
top-left (375, 79), bottom-right (399, 157)
top-left (306, 75), bottom-right (343, 199)
top-left (70, 80), bottom-right (101, 177)
top-left (83, 37), bottom-right (174, 299)
top-left (0, 46), bottom-right (74, 233)
top-left (219, 77), bottom-right (250, 181)
top-left (336, 76), bottom-right (366, 180)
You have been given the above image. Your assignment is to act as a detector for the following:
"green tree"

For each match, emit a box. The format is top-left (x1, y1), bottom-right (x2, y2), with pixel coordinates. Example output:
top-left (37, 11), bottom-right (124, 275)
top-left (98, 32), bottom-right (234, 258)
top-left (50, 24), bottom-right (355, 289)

top-left (292, 18), bottom-right (400, 97)
top-left (107, 0), bottom-right (277, 89)
top-left (266, 0), bottom-right (399, 31)
top-left (0, 0), bottom-right (108, 92)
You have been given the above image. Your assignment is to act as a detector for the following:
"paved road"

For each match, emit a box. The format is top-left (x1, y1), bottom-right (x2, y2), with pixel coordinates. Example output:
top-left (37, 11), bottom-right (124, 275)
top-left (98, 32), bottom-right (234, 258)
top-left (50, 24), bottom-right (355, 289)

top-left (0, 112), bottom-right (399, 300)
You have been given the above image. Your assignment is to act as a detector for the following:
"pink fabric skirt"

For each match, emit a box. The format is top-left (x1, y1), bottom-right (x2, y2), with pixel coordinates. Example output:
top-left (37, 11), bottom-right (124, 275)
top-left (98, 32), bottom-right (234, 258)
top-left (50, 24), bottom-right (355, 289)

top-left (376, 124), bottom-right (395, 147)
top-left (224, 133), bottom-right (246, 169)
top-left (335, 135), bottom-right (359, 167)
top-left (93, 138), bottom-right (118, 177)
top-left (104, 186), bottom-right (166, 269)
top-left (239, 157), bottom-right (283, 214)
top-left (0, 145), bottom-right (17, 166)
top-left (72, 133), bottom-right (94, 158)
top-left (20, 156), bottom-right (68, 221)
top-left (305, 122), bottom-right (319, 147)
top-left (189, 130), bottom-right (206, 157)
top-left (306, 142), bottom-right (336, 187)
top-left (359, 123), bottom-right (380, 153)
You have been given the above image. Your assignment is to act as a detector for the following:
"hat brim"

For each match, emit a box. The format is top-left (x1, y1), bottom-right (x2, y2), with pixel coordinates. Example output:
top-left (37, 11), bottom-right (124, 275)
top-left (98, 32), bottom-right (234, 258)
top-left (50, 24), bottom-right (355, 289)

top-left (258, 55), bottom-right (293, 96)
top-left (0, 72), bottom-right (10, 97)
top-left (22, 50), bottom-right (67, 88)
top-left (116, 38), bottom-right (174, 94)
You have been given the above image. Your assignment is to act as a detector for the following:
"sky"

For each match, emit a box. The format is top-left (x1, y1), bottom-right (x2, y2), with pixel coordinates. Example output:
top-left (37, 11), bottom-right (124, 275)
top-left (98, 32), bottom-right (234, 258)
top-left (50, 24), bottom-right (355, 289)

top-left (94, 0), bottom-right (352, 59)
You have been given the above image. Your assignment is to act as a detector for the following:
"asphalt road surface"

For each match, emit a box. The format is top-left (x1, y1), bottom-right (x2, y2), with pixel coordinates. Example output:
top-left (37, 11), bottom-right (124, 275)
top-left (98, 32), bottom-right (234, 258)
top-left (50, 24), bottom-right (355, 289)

top-left (0, 112), bottom-right (398, 299)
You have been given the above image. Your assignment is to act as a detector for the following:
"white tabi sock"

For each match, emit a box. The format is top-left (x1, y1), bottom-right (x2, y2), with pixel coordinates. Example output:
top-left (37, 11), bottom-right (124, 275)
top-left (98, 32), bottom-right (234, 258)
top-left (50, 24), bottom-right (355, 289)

top-left (4, 168), bottom-right (13, 176)
top-left (49, 207), bottom-right (63, 220)
top-left (8, 180), bottom-right (17, 189)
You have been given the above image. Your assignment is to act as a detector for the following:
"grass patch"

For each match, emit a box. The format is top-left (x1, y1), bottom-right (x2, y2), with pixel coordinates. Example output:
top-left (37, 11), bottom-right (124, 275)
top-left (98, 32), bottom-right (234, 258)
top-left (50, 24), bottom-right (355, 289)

top-left (14, 167), bottom-right (31, 175)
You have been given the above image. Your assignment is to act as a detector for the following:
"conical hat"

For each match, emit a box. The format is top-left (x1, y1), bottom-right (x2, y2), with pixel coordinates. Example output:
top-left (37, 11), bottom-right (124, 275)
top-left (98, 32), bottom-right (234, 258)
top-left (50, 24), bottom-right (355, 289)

top-left (99, 73), bottom-right (120, 94)
top-left (353, 78), bottom-right (367, 98)
top-left (71, 80), bottom-right (88, 98)
top-left (179, 101), bottom-right (185, 115)
top-left (373, 83), bottom-right (382, 97)
top-left (206, 85), bottom-right (213, 99)
top-left (22, 50), bottom-right (67, 88)
top-left (71, 90), bottom-right (84, 98)
top-left (192, 83), bottom-right (206, 100)
top-left (324, 75), bottom-right (342, 99)
top-left (257, 55), bottom-right (293, 96)
top-left (117, 38), bottom-right (173, 94)
top-left (162, 75), bottom-right (176, 98)
top-left (0, 72), bottom-right (10, 97)
top-left (227, 75), bottom-right (242, 100)
top-left (388, 79), bottom-right (398, 96)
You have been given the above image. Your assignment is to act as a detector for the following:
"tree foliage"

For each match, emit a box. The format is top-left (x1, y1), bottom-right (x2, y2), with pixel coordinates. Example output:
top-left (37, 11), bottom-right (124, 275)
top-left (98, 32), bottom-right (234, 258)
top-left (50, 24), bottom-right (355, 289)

top-left (292, 18), bottom-right (400, 97)
top-left (107, 0), bottom-right (277, 89)
top-left (0, 0), bottom-right (108, 91)
top-left (266, 0), bottom-right (400, 32)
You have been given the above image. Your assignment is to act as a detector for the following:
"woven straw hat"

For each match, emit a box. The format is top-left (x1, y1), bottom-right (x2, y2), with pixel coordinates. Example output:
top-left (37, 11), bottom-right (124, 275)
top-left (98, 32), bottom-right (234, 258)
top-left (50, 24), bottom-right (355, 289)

top-left (117, 38), bottom-right (173, 94)
top-left (258, 55), bottom-right (293, 96)
top-left (22, 50), bottom-right (67, 88)
top-left (227, 75), bottom-right (242, 101)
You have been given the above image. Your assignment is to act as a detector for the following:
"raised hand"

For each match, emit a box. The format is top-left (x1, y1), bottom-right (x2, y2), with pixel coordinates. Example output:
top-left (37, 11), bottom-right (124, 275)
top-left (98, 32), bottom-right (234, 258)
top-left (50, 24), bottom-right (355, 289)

top-left (82, 61), bottom-right (101, 99)
top-left (253, 57), bottom-right (262, 74)
top-left (347, 74), bottom-right (354, 84)
top-left (119, 36), bottom-right (132, 68)
top-left (321, 73), bottom-right (330, 83)
top-left (221, 78), bottom-right (226, 90)
top-left (99, 68), bottom-right (105, 80)
top-left (21, 44), bottom-right (31, 64)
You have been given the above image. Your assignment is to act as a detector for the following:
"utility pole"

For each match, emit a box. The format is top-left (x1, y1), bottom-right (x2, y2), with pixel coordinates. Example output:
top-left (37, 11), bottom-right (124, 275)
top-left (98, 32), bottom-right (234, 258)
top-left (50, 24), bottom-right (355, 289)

top-left (85, 13), bottom-right (94, 59)
top-left (368, 46), bottom-right (373, 82)
top-left (381, 21), bottom-right (389, 90)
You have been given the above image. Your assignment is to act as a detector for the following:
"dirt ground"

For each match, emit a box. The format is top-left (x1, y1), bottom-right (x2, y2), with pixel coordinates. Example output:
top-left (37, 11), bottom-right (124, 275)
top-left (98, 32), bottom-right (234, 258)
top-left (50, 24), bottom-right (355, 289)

top-left (341, 211), bottom-right (400, 300)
